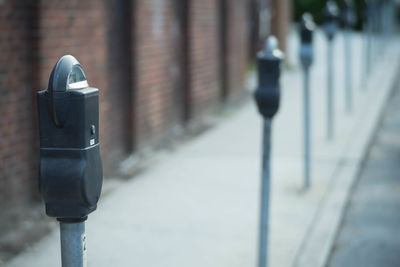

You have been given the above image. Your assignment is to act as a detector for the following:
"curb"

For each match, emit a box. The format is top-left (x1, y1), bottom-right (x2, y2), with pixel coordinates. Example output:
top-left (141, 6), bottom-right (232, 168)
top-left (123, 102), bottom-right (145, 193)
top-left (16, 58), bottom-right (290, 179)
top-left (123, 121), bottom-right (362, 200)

top-left (293, 40), bottom-right (400, 267)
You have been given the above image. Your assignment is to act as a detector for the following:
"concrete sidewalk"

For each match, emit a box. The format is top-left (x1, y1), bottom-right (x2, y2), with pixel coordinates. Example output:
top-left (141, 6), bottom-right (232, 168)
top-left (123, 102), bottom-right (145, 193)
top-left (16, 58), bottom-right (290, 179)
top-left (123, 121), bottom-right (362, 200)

top-left (6, 30), bottom-right (400, 267)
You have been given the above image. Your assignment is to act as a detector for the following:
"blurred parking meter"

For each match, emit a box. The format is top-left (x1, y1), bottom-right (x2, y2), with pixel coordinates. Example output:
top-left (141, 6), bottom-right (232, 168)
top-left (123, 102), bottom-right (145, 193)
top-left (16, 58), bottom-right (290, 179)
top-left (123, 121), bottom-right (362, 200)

top-left (37, 55), bottom-right (103, 267)
top-left (342, 0), bottom-right (356, 113)
top-left (323, 1), bottom-right (339, 140)
top-left (253, 35), bottom-right (283, 267)
top-left (299, 13), bottom-right (315, 190)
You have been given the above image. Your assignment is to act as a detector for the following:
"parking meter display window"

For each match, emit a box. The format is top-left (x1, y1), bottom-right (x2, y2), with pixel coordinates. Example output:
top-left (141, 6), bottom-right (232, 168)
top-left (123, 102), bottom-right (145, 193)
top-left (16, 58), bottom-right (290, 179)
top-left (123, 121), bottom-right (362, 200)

top-left (68, 65), bottom-right (88, 89)
top-left (254, 57), bottom-right (281, 119)
top-left (37, 55), bottom-right (103, 221)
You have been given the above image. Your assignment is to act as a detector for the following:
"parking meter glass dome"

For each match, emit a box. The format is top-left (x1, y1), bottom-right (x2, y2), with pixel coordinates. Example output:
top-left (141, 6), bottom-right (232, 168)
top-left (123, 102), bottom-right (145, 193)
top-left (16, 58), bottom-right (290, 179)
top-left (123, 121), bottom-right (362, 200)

top-left (265, 36), bottom-right (278, 53)
top-left (48, 55), bottom-right (88, 92)
top-left (302, 13), bottom-right (316, 32)
top-left (67, 65), bottom-right (88, 89)
top-left (263, 36), bottom-right (284, 60)
top-left (47, 55), bottom-right (90, 127)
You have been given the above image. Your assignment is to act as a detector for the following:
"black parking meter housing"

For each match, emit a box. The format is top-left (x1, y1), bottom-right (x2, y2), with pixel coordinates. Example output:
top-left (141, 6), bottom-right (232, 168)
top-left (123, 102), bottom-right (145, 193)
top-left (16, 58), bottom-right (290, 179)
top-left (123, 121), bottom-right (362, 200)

top-left (37, 55), bottom-right (103, 222)
top-left (299, 13), bottom-right (315, 69)
top-left (254, 36), bottom-right (284, 119)
top-left (324, 1), bottom-right (339, 40)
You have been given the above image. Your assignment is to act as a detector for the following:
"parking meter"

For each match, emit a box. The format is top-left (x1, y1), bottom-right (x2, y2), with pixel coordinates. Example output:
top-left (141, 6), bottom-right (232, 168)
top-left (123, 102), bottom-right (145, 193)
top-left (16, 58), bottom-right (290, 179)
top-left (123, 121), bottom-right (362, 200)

top-left (37, 55), bottom-right (103, 222)
top-left (299, 14), bottom-right (315, 189)
top-left (254, 36), bottom-right (284, 267)
top-left (254, 36), bottom-right (284, 119)
top-left (324, 1), bottom-right (339, 41)
top-left (324, 1), bottom-right (339, 140)
top-left (299, 13), bottom-right (315, 69)
top-left (37, 55), bottom-right (102, 267)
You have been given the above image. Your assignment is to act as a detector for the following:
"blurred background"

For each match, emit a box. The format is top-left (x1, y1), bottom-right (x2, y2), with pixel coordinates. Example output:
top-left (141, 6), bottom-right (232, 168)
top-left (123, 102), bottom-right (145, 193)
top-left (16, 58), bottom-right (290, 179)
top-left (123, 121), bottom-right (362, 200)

top-left (0, 0), bottom-right (399, 265)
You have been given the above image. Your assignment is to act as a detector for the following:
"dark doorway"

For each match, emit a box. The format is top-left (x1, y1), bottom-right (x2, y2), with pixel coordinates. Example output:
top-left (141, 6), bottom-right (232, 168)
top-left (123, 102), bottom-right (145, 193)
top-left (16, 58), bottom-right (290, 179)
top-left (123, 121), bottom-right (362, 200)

top-left (174, 0), bottom-right (191, 123)
top-left (107, 0), bottom-right (134, 153)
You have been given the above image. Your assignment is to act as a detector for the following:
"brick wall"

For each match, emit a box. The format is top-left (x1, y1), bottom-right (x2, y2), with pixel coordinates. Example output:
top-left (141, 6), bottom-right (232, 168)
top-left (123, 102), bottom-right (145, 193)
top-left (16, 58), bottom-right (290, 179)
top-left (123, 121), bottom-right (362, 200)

top-left (189, 0), bottom-right (220, 116)
top-left (0, 0), bottom-right (38, 225)
top-left (134, 0), bottom-right (184, 149)
top-left (0, 0), bottom-right (254, 230)
top-left (226, 0), bottom-right (250, 97)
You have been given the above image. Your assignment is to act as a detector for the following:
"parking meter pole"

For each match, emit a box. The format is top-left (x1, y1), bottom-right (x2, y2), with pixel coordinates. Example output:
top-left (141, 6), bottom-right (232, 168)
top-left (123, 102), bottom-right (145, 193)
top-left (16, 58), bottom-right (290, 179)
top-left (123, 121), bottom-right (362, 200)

top-left (383, 2), bottom-right (389, 47)
top-left (363, 1), bottom-right (372, 81)
top-left (60, 221), bottom-right (86, 267)
top-left (303, 67), bottom-right (311, 189)
top-left (254, 36), bottom-right (283, 267)
top-left (374, 4), bottom-right (379, 63)
top-left (327, 40), bottom-right (334, 140)
top-left (380, 2), bottom-right (385, 53)
top-left (258, 119), bottom-right (271, 267)
top-left (366, 18), bottom-right (372, 76)
top-left (344, 28), bottom-right (352, 113)
top-left (343, 1), bottom-right (355, 113)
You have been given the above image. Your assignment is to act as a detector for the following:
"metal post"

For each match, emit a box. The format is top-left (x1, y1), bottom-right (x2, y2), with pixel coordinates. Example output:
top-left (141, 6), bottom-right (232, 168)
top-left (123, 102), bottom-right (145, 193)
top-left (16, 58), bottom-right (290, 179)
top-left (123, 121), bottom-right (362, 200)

top-left (327, 40), bottom-right (334, 140)
top-left (365, 11), bottom-right (372, 79)
top-left (373, 5), bottom-right (379, 63)
top-left (380, 3), bottom-right (385, 53)
top-left (258, 119), bottom-right (272, 267)
top-left (363, 1), bottom-right (372, 82)
top-left (344, 28), bottom-right (352, 113)
top-left (60, 222), bottom-right (87, 267)
top-left (254, 35), bottom-right (283, 267)
top-left (303, 68), bottom-right (311, 189)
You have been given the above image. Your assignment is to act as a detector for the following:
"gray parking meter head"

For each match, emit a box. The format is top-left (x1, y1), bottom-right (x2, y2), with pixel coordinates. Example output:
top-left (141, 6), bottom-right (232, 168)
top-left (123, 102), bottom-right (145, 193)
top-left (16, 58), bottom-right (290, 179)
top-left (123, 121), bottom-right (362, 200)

top-left (299, 13), bottom-right (315, 68)
top-left (323, 1), bottom-right (339, 40)
top-left (37, 55), bottom-right (103, 222)
top-left (254, 35), bottom-right (284, 119)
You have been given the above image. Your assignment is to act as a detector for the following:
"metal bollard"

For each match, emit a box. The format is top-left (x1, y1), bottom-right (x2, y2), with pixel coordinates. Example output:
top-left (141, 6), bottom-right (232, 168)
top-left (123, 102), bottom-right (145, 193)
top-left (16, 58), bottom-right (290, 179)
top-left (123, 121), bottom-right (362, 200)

top-left (342, 0), bottom-right (356, 113)
top-left (253, 36), bottom-right (284, 267)
top-left (323, 1), bottom-right (339, 140)
top-left (299, 14), bottom-right (315, 190)
top-left (37, 55), bottom-right (103, 267)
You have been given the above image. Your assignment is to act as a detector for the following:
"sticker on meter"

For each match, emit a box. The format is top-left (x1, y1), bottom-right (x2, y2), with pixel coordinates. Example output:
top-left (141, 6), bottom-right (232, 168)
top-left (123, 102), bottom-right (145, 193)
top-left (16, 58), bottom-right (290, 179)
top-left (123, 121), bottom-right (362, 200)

top-left (90, 139), bottom-right (95, 146)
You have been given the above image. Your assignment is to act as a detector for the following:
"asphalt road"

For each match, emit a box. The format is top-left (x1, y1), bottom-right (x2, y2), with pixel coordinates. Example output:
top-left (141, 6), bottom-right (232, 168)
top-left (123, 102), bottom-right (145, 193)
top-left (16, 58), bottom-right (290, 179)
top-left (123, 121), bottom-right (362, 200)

top-left (326, 80), bottom-right (400, 267)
